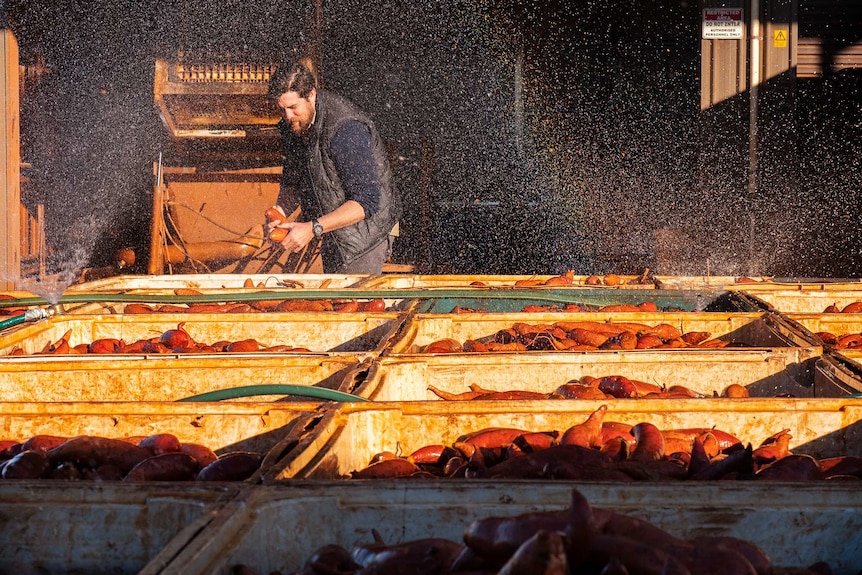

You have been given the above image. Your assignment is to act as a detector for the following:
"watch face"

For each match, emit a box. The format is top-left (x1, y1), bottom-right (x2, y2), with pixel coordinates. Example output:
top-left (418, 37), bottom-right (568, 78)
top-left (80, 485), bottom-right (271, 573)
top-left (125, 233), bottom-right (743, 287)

top-left (313, 221), bottom-right (324, 238)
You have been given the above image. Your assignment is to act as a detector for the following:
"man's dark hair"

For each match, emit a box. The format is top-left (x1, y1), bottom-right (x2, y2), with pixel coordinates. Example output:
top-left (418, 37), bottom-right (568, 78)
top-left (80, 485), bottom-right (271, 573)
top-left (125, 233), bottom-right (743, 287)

top-left (268, 60), bottom-right (317, 100)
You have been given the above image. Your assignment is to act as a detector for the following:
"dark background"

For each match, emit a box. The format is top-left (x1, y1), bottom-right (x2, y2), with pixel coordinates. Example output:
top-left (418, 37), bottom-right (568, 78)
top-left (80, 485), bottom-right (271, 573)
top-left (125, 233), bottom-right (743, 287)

top-left (5, 0), bottom-right (861, 277)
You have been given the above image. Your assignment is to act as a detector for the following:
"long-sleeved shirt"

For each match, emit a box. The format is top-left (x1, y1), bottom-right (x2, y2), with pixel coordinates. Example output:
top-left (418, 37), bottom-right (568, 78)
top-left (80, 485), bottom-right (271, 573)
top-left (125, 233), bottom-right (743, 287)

top-left (328, 119), bottom-right (382, 218)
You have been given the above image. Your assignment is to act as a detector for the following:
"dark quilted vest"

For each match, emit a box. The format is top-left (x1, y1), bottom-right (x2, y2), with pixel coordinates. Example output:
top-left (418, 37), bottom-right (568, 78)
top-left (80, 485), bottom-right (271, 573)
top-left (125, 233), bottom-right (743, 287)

top-left (300, 90), bottom-right (400, 267)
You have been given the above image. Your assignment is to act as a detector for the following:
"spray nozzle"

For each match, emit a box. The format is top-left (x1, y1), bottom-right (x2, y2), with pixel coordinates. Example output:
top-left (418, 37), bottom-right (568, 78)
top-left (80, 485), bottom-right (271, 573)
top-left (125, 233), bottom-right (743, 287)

top-left (23, 307), bottom-right (57, 323)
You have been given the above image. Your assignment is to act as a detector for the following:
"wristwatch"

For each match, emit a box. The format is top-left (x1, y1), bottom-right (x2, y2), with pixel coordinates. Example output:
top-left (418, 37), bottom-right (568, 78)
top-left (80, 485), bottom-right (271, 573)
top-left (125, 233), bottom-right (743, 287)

top-left (312, 219), bottom-right (324, 238)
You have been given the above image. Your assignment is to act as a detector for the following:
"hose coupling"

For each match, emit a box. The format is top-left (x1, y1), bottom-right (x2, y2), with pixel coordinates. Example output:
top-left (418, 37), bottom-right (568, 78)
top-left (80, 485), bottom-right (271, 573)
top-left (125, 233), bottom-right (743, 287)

top-left (23, 307), bottom-right (53, 322)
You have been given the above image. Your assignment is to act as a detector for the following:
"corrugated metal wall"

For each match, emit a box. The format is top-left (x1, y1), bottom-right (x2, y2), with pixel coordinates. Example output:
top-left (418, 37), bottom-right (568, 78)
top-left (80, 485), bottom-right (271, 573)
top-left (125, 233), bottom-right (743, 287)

top-left (798, 0), bottom-right (862, 77)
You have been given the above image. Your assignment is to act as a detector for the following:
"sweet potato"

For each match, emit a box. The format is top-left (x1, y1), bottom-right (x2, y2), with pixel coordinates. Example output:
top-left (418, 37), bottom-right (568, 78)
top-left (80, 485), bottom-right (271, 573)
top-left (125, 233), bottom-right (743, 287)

top-left (423, 338), bottom-right (463, 353)
top-left (457, 428), bottom-right (532, 449)
top-left (350, 457), bottom-right (420, 479)
top-left (559, 405), bottom-right (607, 448)
top-left (571, 328), bottom-right (610, 347)
top-left (123, 303), bottom-right (157, 314)
top-left (409, 445), bottom-right (458, 466)
top-left (180, 443), bottom-right (219, 467)
top-left (463, 508), bottom-right (570, 560)
top-left (358, 298), bottom-right (386, 312)
top-left (630, 422), bottom-right (665, 461)
top-left (2, 450), bottom-right (50, 479)
top-left (124, 452), bottom-right (200, 481)
top-left (160, 322), bottom-right (193, 349)
top-left (196, 451), bottom-right (262, 481)
top-left (21, 435), bottom-right (67, 452)
top-left (47, 436), bottom-right (151, 474)
top-left (841, 301), bottom-right (862, 313)
top-left (264, 206), bottom-right (285, 223)
top-left (138, 433), bottom-right (181, 455)
top-left (268, 227), bottom-right (288, 243)
top-left (225, 339), bottom-right (261, 352)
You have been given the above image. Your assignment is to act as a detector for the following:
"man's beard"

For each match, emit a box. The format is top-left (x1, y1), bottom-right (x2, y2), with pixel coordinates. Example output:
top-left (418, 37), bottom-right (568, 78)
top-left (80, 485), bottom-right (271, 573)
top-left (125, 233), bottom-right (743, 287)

top-left (291, 117), bottom-right (311, 136)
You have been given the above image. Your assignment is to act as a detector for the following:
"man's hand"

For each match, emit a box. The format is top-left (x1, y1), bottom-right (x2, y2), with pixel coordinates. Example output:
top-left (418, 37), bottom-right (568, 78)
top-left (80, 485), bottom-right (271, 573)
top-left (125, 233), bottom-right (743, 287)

top-left (273, 221), bottom-right (315, 253)
top-left (265, 205), bottom-right (286, 236)
top-left (265, 205), bottom-right (289, 242)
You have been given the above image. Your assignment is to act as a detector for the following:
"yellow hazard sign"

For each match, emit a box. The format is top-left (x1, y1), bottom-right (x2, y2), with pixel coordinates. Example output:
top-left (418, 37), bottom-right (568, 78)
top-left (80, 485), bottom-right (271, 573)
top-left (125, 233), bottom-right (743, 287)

top-left (773, 29), bottom-right (788, 48)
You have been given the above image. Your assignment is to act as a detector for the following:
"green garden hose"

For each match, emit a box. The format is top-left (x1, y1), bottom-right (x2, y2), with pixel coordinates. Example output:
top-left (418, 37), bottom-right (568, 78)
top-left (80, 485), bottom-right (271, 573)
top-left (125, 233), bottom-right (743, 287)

top-left (0, 308), bottom-right (52, 331)
top-left (177, 384), bottom-right (370, 403)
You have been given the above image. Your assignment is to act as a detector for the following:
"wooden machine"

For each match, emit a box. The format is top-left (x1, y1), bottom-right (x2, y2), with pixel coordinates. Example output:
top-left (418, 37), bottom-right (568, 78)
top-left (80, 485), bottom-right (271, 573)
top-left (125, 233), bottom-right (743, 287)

top-left (149, 56), bottom-right (322, 275)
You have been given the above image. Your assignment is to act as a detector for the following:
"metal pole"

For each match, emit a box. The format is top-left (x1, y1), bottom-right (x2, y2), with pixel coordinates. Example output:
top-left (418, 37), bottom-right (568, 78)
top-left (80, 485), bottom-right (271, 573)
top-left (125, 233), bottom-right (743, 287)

top-left (312, 0), bottom-right (324, 87)
top-left (148, 153), bottom-right (165, 275)
top-left (748, 0), bottom-right (761, 272)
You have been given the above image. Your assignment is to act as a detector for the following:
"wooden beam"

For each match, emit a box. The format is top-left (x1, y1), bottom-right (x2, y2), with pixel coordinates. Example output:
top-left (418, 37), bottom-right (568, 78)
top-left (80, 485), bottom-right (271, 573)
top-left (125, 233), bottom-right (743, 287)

top-left (1, 30), bottom-right (20, 291)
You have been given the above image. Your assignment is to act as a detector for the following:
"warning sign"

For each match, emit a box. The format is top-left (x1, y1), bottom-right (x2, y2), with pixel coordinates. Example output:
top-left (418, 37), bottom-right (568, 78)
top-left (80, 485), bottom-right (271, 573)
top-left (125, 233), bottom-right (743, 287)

top-left (702, 8), bottom-right (744, 39)
top-left (773, 29), bottom-right (788, 48)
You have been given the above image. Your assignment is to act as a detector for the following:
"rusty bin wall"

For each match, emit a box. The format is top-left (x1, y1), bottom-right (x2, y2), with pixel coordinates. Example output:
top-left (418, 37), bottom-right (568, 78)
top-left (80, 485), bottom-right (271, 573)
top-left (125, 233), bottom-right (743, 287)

top-left (654, 275), bottom-right (762, 289)
top-left (777, 313), bottom-right (862, 387)
top-left (158, 482), bottom-right (862, 575)
top-left (0, 354), bottom-right (365, 402)
top-left (384, 311), bottom-right (821, 355)
top-left (55, 295), bottom-right (415, 315)
top-left (0, 313), bottom-right (404, 401)
top-left (743, 290), bottom-right (862, 313)
top-left (0, 482), bottom-right (239, 575)
top-left (266, 400), bottom-right (862, 481)
top-left (0, 312), bottom-right (404, 355)
top-left (355, 273), bottom-right (654, 289)
top-left (655, 277), bottom-right (862, 292)
top-left (358, 352), bottom-right (860, 400)
top-left (413, 289), bottom-right (758, 313)
top-left (0, 402), bottom-right (317, 468)
top-left (67, 273), bottom-right (370, 292)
